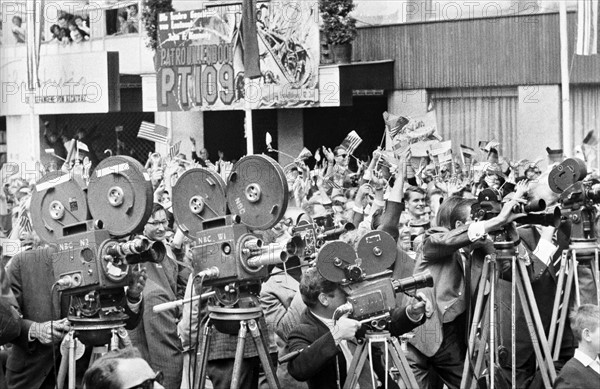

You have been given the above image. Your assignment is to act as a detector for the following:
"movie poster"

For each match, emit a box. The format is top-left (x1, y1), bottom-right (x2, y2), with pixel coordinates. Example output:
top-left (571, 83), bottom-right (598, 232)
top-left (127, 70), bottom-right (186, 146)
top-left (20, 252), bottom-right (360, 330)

top-left (156, 1), bottom-right (320, 111)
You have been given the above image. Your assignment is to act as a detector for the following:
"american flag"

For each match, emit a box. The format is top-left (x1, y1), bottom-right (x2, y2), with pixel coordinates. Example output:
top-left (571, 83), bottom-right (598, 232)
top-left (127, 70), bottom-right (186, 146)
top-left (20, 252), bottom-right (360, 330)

top-left (460, 144), bottom-right (478, 165)
top-left (340, 131), bottom-right (363, 155)
top-left (576, 0), bottom-right (598, 56)
top-left (18, 198), bottom-right (33, 234)
top-left (169, 141), bottom-right (182, 159)
top-left (138, 122), bottom-right (170, 144)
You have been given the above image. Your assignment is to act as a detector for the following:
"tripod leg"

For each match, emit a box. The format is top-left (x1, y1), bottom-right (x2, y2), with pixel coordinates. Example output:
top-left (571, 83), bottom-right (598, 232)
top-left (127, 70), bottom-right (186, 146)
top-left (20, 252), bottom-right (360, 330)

top-left (553, 256), bottom-right (575, 360)
top-left (248, 319), bottom-right (280, 389)
top-left (461, 258), bottom-right (491, 389)
top-left (68, 332), bottom-right (76, 389)
top-left (517, 259), bottom-right (557, 382)
top-left (548, 250), bottom-right (567, 348)
top-left (573, 251), bottom-right (581, 307)
top-left (489, 260), bottom-right (497, 389)
top-left (514, 271), bottom-right (552, 389)
top-left (592, 249), bottom-right (600, 306)
top-left (231, 321), bottom-right (248, 389)
top-left (389, 337), bottom-right (419, 389)
top-left (344, 342), bottom-right (368, 389)
top-left (472, 300), bottom-right (491, 389)
top-left (193, 321), bottom-right (213, 389)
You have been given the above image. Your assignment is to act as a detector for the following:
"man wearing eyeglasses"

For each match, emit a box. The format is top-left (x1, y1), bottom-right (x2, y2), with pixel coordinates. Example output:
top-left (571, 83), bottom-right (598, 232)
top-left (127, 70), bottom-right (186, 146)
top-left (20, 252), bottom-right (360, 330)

top-left (128, 203), bottom-right (190, 389)
top-left (83, 346), bottom-right (165, 389)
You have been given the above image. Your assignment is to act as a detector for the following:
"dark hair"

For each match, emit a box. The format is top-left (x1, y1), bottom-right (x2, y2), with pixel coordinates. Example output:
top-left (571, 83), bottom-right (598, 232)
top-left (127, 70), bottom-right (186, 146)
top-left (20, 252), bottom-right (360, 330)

top-left (12, 15), bottom-right (22, 23)
top-left (436, 196), bottom-right (476, 230)
top-left (50, 24), bottom-right (60, 33)
top-left (82, 347), bottom-right (142, 389)
top-left (299, 267), bottom-right (338, 309)
top-left (151, 202), bottom-right (165, 217)
top-left (403, 186), bottom-right (426, 203)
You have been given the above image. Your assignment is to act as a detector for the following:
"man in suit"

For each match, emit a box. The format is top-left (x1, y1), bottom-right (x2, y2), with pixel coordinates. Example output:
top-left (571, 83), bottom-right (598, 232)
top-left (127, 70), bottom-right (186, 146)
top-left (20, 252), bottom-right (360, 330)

top-left (5, 242), bottom-right (146, 389)
top-left (129, 203), bottom-right (189, 389)
top-left (287, 266), bottom-right (429, 389)
top-left (406, 195), bottom-right (525, 389)
top-left (0, 267), bottom-right (21, 389)
top-left (553, 304), bottom-right (600, 389)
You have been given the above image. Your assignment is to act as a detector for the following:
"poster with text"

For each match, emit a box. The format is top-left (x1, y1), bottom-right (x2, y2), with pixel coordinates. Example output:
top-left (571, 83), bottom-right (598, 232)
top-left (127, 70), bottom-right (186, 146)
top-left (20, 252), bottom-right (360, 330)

top-left (156, 1), bottom-right (319, 111)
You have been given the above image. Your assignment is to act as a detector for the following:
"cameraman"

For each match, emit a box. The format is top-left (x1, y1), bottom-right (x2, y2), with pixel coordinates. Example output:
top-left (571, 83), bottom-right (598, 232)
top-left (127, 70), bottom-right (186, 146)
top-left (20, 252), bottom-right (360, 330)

top-left (4, 246), bottom-right (147, 389)
top-left (287, 267), bottom-right (430, 389)
top-left (406, 194), bottom-right (526, 389)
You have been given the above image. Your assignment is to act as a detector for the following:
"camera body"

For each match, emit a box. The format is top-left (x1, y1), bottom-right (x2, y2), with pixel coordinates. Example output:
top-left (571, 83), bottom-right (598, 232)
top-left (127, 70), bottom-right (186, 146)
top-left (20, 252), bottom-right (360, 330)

top-left (29, 156), bottom-right (158, 344)
top-left (317, 230), bottom-right (433, 329)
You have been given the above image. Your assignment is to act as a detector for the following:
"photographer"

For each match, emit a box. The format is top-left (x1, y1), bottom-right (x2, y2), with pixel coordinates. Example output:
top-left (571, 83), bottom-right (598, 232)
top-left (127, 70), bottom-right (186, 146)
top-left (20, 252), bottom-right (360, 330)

top-left (287, 267), bottom-right (430, 389)
top-left (128, 203), bottom-right (190, 389)
top-left (406, 194), bottom-right (526, 389)
top-left (4, 246), bottom-right (146, 389)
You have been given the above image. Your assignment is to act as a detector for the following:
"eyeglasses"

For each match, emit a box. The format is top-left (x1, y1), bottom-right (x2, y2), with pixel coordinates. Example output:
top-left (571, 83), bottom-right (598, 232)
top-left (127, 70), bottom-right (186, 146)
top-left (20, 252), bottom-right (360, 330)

top-left (147, 219), bottom-right (168, 227)
top-left (126, 371), bottom-right (163, 389)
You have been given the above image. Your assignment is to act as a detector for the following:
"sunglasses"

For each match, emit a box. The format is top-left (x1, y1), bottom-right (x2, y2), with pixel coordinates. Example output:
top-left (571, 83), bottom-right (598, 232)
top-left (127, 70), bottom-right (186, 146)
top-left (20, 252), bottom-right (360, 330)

top-left (126, 371), bottom-right (163, 389)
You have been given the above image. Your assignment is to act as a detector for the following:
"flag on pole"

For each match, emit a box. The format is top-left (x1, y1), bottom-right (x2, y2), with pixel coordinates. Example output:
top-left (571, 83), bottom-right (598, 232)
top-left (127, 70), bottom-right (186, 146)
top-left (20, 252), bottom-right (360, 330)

top-left (460, 144), bottom-right (478, 165)
top-left (169, 141), bottom-right (182, 159)
top-left (138, 122), bottom-right (170, 144)
top-left (340, 131), bottom-right (363, 155)
top-left (576, 0), bottom-right (599, 56)
top-left (241, 0), bottom-right (262, 79)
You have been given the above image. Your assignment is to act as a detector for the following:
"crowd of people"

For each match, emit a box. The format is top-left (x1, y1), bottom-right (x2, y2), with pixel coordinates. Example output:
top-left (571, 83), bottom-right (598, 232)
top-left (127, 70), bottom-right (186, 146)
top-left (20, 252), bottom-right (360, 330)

top-left (0, 115), bottom-right (599, 389)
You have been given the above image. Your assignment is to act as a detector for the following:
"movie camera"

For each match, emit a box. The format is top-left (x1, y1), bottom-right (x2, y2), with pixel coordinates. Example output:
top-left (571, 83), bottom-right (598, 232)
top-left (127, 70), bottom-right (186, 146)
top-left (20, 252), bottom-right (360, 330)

top-left (172, 155), bottom-right (298, 306)
top-left (548, 158), bottom-right (600, 246)
top-left (471, 187), bottom-right (563, 261)
top-left (315, 230), bottom-right (432, 330)
top-left (29, 156), bottom-right (164, 346)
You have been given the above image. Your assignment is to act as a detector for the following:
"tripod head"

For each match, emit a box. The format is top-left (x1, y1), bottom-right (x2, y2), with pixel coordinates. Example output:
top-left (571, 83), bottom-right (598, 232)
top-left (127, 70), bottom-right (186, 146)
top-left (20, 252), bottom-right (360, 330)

top-left (548, 158), bottom-right (599, 261)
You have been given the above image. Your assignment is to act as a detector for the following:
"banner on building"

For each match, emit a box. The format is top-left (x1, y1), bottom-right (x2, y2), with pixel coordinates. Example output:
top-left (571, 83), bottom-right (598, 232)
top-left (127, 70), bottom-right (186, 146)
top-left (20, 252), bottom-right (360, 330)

top-left (156, 1), bottom-right (320, 111)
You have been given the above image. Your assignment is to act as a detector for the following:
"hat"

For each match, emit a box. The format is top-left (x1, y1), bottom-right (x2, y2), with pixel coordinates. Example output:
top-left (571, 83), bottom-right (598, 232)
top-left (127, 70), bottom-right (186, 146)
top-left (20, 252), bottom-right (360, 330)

top-left (546, 147), bottom-right (564, 163)
top-left (546, 147), bottom-right (563, 156)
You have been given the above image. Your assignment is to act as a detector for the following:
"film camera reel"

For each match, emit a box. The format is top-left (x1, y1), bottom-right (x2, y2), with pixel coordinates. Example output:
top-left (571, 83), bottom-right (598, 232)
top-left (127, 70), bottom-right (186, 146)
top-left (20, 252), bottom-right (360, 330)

top-left (29, 156), bottom-right (157, 346)
top-left (316, 230), bottom-right (432, 327)
top-left (172, 155), bottom-right (289, 306)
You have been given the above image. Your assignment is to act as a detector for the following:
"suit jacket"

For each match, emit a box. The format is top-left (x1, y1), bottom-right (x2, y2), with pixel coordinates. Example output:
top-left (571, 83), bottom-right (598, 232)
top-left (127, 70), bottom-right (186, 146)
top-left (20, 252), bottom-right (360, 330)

top-left (410, 225), bottom-right (489, 357)
top-left (128, 254), bottom-right (185, 389)
top-left (260, 268), bottom-right (299, 353)
top-left (287, 307), bottom-right (422, 389)
top-left (553, 357), bottom-right (600, 389)
top-left (5, 248), bottom-right (141, 389)
top-left (0, 267), bottom-right (20, 389)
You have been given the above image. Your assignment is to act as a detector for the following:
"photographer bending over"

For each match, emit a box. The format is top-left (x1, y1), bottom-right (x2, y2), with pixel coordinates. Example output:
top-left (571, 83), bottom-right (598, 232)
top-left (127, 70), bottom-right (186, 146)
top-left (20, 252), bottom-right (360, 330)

top-left (287, 266), bottom-right (430, 389)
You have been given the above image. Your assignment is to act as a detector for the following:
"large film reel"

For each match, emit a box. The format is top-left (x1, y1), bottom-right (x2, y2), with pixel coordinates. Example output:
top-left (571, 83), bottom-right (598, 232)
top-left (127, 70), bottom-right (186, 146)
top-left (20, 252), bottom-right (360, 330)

top-left (356, 231), bottom-right (397, 274)
top-left (172, 167), bottom-right (228, 237)
top-left (317, 231), bottom-right (397, 283)
top-left (548, 158), bottom-right (588, 193)
top-left (30, 172), bottom-right (90, 243)
top-left (226, 155), bottom-right (289, 230)
top-left (87, 156), bottom-right (153, 237)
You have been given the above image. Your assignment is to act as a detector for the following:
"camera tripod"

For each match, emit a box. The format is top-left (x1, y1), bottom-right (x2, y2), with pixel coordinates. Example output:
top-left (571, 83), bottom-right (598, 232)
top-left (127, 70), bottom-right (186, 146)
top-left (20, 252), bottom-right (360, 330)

top-left (193, 303), bottom-right (280, 389)
top-left (56, 322), bottom-right (131, 389)
top-left (460, 240), bottom-right (556, 389)
top-left (548, 238), bottom-right (600, 360)
top-left (344, 330), bottom-right (418, 389)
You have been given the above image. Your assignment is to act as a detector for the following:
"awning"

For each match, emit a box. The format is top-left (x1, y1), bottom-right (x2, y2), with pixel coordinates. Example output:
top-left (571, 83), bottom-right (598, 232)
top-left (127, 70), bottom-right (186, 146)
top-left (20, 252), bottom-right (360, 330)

top-left (317, 59), bottom-right (395, 106)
